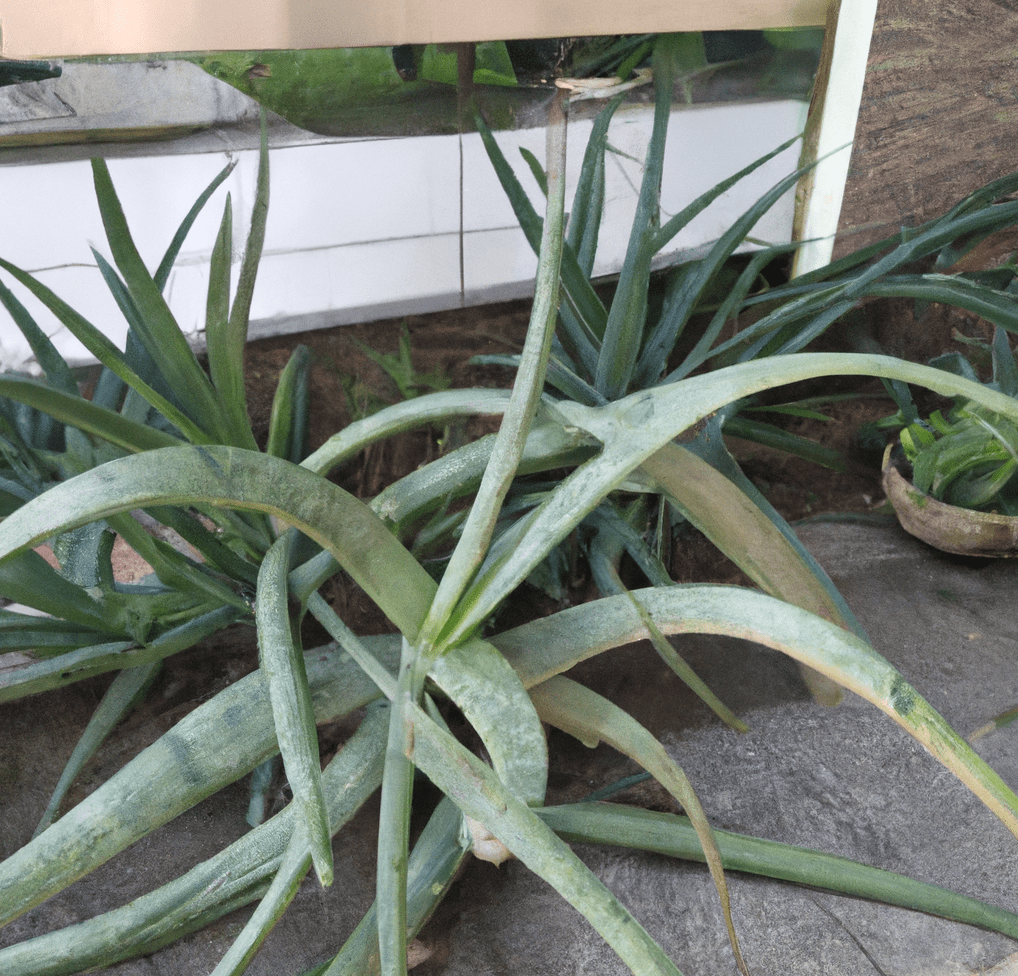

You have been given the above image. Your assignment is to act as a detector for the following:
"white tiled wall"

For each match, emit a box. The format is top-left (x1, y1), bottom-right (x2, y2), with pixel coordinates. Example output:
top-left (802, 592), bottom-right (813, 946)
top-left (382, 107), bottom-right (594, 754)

top-left (0, 97), bottom-right (808, 371)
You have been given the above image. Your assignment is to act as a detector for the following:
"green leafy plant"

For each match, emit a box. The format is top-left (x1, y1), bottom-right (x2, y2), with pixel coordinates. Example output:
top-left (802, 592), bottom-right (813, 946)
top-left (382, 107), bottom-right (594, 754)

top-left (335, 321), bottom-right (452, 421)
top-left (0, 113), bottom-right (316, 831)
top-left (475, 33), bottom-right (1018, 644)
top-left (890, 316), bottom-right (1018, 512)
top-left (4, 49), bottom-right (1018, 976)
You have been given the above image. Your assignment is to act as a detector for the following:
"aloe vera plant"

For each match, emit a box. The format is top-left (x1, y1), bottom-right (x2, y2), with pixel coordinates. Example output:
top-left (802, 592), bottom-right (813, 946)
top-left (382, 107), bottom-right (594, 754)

top-left (473, 32), bottom-right (1018, 710)
top-left (4, 46), bottom-right (1018, 976)
top-left (0, 114), bottom-right (313, 831)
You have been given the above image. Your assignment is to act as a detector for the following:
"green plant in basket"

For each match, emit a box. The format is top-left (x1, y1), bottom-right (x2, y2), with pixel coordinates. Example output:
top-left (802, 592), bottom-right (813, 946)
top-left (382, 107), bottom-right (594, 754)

top-left (892, 315), bottom-right (1018, 513)
top-left (903, 402), bottom-right (1018, 513)
top-left (5, 47), bottom-right (1018, 976)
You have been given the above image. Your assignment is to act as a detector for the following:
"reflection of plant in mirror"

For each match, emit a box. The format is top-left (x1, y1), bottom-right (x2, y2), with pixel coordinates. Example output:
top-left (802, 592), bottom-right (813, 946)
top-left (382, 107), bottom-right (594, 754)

top-left (4, 43), bottom-right (1018, 976)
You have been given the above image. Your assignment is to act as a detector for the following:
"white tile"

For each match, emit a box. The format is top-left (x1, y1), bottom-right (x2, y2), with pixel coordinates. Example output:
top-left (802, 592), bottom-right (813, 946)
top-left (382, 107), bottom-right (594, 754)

top-left (658, 100), bottom-right (809, 253)
top-left (248, 232), bottom-right (462, 327)
top-left (0, 98), bottom-right (808, 368)
top-left (463, 225), bottom-right (537, 298)
top-left (1, 158), bottom-right (98, 269)
top-left (267, 136), bottom-right (461, 250)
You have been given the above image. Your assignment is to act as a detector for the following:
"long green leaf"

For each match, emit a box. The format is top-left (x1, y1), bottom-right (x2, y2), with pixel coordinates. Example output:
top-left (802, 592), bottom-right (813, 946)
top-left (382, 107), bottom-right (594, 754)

top-left (0, 640), bottom-right (398, 927)
top-left (90, 159), bottom-right (233, 444)
top-left (257, 533), bottom-right (333, 886)
top-left (368, 419), bottom-right (594, 541)
top-left (430, 639), bottom-right (548, 807)
top-left (204, 194), bottom-right (251, 447)
top-left (105, 511), bottom-right (250, 612)
top-left (595, 34), bottom-right (676, 399)
top-left (862, 274), bottom-right (1018, 333)
top-left (642, 441), bottom-right (849, 703)
top-left (318, 797), bottom-right (469, 976)
top-left (32, 662), bottom-right (160, 838)
top-left (642, 142), bottom-right (825, 385)
top-left (587, 545), bottom-right (748, 729)
top-left (0, 606), bottom-right (238, 703)
top-left (492, 585), bottom-right (1018, 840)
top-left (420, 91), bottom-right (568, 650)
top-left (210, 831), bottom-right (313, 976)
top-left (406, 700), bottom-right (685, 976)
top-left (301, 388), bottom-right (512, 477)
top-left (0, 702), bottom-right (388, 975)
top-left (0, 259), bottom-right (211, 445)
top-left (0, 445), bottom-right (436, 644)
top-left (205, 175), bottom-right (261, 452)
top-left (224, 111), bottom-right (270, 390)
top-left (540, 803), bottom-right (1018, 939)
top-left (567, 94), bottom-right (622, 278)
top-left (142, 504), bottom-right (259, 585)
top-left (0, 276), bottom-right (78, 396)
top-left (475, 111), bottom-right (607, 359)
top-left (153, 160), bottom-right (236, 291)
top-left (266, 345), bottom-right (313, 463)
top-left (843, 200), bottom-right (1018, 300)
top-left (0, 611), bottom-right (113, 653)
top-left (376, 639), bottom-right (423, 976)
top-left (530, 675), bottom-right (748, 975)
top-left (0, 549), bottom-right (116, 632)
top-left (445, 352), bottom-right (1018, 645)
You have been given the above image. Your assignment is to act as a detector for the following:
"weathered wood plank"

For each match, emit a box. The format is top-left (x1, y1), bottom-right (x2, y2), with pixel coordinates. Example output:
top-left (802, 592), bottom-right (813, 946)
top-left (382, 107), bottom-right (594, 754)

top-left (2, 0), bottom-right (827, 59)
top-left (837, 0), bottom-right (1018, 260)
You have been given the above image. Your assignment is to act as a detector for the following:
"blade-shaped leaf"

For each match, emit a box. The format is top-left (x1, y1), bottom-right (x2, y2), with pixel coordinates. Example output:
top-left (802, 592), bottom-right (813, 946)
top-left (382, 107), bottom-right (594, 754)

top-left (317, 796), bottom-right (468, 976)
top-left (33, 662), bottom-right (160, 837)
top-left (0, 445), bottom-right (437, 644)
top-left (540, 802), bottom-right (1018, 939)
top-left (444, 353), bottom-right (1018, 645)
top-left (0, 276), bottom-right (77, 396)
top-left (595, 34), bottom-right (677, 399)
top-left (530, 674), bottom-right (748, 975)
top-left (257, 533), bottom-right (333, 886)
top-left (475, 110), bottom-right (607, 360)
top-left (153, 160), bottom-right (236, 291)
top-left (0, 258), bottom-right (211, 445)
top-left (0, 640), bottom-right (398, 927)
top-left (0, 605), bottom-right (238, 703)
top-left (90, 159), bottom-right (233, 444)
top-left (493, 585), bottom-right (1018, 840)
top-left (431, 638), bottom-right (548, 807)
top-left (0, 548), bottom-right (115, 632)
top-left (419, 92), bottom-right (568, 648)
top-left (0, 702), bottom-right (388, 975)
top-left (405, 699), bottom-right (685, 976)
top-left (266, 345), bottom-right (313, 463)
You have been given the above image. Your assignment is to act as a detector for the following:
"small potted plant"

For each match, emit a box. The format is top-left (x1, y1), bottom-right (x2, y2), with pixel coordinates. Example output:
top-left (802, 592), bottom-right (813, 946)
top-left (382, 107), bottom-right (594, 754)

top-left (881, 316), bottom-right (1018, 556)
